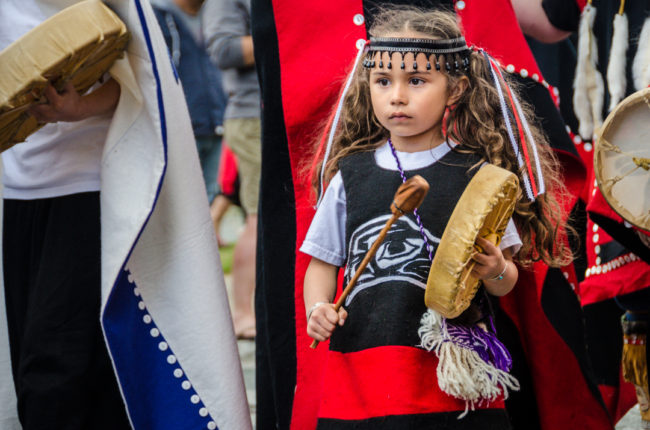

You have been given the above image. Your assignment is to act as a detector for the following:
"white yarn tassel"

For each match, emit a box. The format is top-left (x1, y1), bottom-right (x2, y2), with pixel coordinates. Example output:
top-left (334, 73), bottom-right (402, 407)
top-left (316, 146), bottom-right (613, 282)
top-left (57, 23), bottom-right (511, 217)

top-left (573, 4), bottom-right (605, 140)
top-left (418, 309), bottom-right (520, 416)
top-left (607, 12), bottom-right (628, 111)
top-left (633, 18), bottom-right (650, 90)
top-left (419, 308), bottom-right (445, 348)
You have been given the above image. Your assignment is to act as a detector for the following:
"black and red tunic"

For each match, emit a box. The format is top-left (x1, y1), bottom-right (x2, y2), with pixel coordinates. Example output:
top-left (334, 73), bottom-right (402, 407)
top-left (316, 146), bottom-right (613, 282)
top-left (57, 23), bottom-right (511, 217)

top-left (313, 150), bottom-right (510, 429)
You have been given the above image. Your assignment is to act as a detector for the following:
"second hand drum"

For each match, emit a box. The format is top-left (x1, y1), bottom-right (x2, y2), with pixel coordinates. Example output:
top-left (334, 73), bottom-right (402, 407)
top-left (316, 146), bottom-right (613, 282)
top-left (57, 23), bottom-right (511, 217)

top-left (595, 87), bottom-right (650, 232)
top-left (0, 0), bottom-right (130, 152)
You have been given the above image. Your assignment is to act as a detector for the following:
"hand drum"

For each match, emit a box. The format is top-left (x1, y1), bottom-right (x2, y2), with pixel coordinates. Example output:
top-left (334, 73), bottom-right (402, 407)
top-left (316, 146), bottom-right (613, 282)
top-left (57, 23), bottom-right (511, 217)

top-left (595, 87), bottom-right (650, 231)
top-left (425, 164), bottom-right (519, 318)
top-left (0, 0), bottom-right (130, 152)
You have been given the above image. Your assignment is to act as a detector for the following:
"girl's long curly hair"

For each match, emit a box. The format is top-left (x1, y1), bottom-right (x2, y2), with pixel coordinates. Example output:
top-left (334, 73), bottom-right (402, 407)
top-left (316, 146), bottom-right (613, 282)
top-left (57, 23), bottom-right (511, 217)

top-left (310, 7), bottom-right (573, 267)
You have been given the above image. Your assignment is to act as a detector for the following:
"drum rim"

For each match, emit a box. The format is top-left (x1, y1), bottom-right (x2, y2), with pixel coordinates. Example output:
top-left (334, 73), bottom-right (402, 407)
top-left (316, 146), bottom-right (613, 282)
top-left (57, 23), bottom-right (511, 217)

top-left (595, 86), bottom-right (650, 231)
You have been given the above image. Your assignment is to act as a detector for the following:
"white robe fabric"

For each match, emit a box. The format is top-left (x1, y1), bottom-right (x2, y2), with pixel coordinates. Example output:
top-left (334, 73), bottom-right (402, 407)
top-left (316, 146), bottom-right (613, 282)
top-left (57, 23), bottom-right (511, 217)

top-left (0, 1), bottom-right (251, 429)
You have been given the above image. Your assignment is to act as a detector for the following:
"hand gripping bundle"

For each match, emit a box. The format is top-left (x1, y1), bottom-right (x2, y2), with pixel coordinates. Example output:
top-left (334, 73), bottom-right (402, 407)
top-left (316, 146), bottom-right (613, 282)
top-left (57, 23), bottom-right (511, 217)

top-left (0, 0), bottom-right (130, 152)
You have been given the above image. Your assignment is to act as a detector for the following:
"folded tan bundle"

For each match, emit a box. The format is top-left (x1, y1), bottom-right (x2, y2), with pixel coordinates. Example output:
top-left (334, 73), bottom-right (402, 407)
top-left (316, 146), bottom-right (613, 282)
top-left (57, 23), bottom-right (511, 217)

top-left (0, 0), bottom-right (129, 152)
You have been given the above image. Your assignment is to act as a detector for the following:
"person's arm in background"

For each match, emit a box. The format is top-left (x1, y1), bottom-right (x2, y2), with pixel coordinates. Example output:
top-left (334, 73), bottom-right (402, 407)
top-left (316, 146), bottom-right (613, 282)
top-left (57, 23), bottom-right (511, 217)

top-left (511, 0), bottom-right (579, 43)
top-left (202, 0), bottom-right (254, 69)
top-left (240, 35), bottom-right (254, 67)
top-left (175, 0), bottom-right (203, 16)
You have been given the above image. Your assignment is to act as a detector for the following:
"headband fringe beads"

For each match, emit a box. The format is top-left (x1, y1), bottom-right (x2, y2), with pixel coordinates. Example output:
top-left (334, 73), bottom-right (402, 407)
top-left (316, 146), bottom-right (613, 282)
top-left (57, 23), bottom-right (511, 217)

top-left (362, 36), bottom-right (471, 74)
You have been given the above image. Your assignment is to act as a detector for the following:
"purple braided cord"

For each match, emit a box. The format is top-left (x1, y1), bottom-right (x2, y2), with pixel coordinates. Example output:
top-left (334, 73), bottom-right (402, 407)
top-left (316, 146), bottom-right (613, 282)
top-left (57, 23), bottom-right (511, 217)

top-left (388, 139), bottom-right (433, 261)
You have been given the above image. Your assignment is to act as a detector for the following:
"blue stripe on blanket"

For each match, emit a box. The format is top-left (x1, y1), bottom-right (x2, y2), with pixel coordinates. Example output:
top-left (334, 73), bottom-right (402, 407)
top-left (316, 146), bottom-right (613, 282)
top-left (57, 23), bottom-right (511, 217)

top-left (103, 270), bottom-right (219, 429)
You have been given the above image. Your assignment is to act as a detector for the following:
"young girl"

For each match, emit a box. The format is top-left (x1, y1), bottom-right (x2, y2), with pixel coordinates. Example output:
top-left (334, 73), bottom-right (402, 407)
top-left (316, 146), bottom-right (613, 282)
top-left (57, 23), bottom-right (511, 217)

top-left (300, 7), bottom-right (571, 429)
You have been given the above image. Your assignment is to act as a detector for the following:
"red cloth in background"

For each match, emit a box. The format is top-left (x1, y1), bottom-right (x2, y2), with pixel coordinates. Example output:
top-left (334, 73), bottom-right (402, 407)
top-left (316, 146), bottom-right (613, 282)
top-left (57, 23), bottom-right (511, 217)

top-left (217, 143), bottom-right (238, 198)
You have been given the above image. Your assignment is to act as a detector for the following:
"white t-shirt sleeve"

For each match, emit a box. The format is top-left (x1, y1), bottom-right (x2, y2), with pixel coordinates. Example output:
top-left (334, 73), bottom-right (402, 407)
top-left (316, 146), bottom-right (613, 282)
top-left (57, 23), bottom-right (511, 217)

top-left (500, 218), bottom-right (522, 255)
top-left (300, 172), bottom-right (347, 267)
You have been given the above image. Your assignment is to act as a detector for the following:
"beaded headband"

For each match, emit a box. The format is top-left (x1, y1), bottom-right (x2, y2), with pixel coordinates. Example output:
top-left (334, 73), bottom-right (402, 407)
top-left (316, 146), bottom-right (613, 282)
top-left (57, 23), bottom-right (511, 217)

top-left (363, 36), bottom-right (472, 73)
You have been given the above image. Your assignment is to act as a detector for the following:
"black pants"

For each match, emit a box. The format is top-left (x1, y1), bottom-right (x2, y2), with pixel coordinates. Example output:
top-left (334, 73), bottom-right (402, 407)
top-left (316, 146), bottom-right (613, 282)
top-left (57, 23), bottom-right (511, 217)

top-left (3, 192), bottom-right (130, 430)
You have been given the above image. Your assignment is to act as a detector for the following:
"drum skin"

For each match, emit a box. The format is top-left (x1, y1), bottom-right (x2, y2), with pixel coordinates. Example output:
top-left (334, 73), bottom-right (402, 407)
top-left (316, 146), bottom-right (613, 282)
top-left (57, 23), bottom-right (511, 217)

top-left (0, 0), bottom-right (129, 152)
top-left (425, 164), bottom-right (519, 318)
top-left (595, 87), bottom-right (650, 232)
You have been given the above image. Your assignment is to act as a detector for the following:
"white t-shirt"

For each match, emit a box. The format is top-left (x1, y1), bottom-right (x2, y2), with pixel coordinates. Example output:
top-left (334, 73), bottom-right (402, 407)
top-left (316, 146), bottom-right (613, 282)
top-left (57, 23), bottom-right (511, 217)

top-left (300, 141), bottom-right (522, 267)
top-left (0, 0), bottom-right (108, 199)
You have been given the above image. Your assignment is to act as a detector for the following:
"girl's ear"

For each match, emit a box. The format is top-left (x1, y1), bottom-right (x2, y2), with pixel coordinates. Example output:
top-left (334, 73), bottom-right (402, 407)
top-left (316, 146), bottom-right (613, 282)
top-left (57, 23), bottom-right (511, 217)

top-left (448, 76), bottom-right (469, 105)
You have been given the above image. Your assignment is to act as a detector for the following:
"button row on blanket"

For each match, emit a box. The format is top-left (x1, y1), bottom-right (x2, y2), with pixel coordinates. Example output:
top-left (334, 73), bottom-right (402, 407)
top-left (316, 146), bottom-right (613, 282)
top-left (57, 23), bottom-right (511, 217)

top-left (131, 278), bottom-right (214, 427)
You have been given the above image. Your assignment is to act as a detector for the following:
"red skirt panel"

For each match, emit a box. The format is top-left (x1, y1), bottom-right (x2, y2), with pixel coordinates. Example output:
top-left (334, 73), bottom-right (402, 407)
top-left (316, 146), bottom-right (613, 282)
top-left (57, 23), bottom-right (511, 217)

top-left (319, 345), bottom-right (504, 421)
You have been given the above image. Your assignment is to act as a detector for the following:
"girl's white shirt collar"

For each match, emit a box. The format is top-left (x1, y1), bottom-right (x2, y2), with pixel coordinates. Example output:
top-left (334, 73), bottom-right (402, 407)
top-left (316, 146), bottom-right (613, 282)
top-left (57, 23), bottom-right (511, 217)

top-left (374, 140), bottom-right (458, 171)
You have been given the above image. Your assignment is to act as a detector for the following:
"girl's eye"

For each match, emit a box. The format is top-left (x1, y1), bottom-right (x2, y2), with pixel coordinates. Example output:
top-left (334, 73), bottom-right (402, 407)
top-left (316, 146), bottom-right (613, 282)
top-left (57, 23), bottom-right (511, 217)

top-left (409, 78), bottom-right (425, 86)
top-left (376, 78), bottom-right (390, 87)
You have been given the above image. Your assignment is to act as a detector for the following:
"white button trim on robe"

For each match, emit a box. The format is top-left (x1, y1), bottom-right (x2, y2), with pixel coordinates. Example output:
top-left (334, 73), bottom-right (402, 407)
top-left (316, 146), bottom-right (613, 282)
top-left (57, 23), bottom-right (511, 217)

top-left (126, 269), bottom-right (218, 426)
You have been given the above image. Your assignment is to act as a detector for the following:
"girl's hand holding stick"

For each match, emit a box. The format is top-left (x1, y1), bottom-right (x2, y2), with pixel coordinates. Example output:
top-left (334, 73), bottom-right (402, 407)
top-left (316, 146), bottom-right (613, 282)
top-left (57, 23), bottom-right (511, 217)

top-left (308, 175), bottom-right (429, 349)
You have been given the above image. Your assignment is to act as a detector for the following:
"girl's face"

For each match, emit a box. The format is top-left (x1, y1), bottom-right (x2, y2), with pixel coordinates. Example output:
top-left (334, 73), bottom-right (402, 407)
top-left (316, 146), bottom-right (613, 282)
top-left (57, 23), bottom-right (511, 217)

top-left (369, 32), bottom-right (464, 152)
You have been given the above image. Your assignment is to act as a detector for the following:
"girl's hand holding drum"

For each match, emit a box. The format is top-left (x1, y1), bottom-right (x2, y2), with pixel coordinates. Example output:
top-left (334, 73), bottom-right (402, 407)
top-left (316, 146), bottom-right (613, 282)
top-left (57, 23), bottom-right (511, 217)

top-left (471, 237), bottom-right (515, 297)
